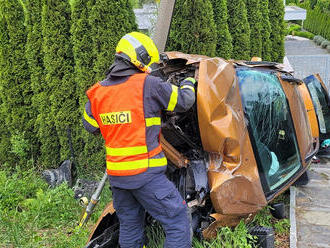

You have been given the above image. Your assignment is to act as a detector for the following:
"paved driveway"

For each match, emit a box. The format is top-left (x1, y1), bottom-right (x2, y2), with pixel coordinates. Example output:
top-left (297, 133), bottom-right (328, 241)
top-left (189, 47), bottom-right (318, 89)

top-left (285, 36), bottom-right (330, 91)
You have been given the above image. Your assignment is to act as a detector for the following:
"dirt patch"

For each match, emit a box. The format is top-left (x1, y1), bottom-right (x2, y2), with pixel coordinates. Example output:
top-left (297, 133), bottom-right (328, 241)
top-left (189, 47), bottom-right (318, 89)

top-left (275, 232), bottom-right (289, 248)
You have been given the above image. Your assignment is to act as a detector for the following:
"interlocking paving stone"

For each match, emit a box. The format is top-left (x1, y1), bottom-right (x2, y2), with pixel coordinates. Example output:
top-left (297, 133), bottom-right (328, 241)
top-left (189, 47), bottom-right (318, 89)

top-left (285, 37), bottom-right (330, 92)
top-left (294, 161), bottom-right (330, 248)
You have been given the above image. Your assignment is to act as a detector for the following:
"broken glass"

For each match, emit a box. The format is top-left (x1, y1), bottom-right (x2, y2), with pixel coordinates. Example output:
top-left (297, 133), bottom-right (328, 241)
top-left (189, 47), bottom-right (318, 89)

top-left (304, 75), bottom-right (330, 135)
top-left (237, 69), bottom-right (302, 193)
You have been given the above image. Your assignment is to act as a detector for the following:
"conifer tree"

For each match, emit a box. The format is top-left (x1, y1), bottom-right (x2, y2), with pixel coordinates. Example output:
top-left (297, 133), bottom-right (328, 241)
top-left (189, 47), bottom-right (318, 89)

top-left (71, 0), bottom-right (104, 167)
top-left (42, 0), bottom-right (75, 165)
top-left (246, 0), bottom-right (262, 58)
top-left (268, 0), bottom-right (285, 62)
top-left (0, 13), bottom-right (11, 164)
top-left (259, 0), bottom-right (272, 61)
top-left (227, 0), bottom-right (251, 60)
top-left (89, 0), bottom-right (138, 82)
top-left (210, 0), bottom-right (232, 59)
top-left (1, 0), bottom-right (34, 163)
top-left (25, 0), bottom-right (43, 162)
top-left (166, 0), bottom-right (217, 57)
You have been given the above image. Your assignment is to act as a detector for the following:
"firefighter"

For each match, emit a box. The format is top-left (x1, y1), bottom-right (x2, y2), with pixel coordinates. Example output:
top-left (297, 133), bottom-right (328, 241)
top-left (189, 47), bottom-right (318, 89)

top-left (83, 32), bottom-right (195, 248)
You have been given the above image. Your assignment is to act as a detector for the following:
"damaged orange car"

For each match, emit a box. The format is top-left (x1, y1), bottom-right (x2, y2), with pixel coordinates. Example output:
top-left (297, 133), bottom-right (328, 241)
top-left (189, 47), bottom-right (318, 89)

top-left (85, 52), bottom-right (326, 247)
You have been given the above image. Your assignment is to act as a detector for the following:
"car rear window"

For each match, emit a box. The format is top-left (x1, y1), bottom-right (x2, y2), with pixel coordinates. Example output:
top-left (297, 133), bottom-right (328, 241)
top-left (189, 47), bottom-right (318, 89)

top-left (237, 69), bottom-right (302, 195)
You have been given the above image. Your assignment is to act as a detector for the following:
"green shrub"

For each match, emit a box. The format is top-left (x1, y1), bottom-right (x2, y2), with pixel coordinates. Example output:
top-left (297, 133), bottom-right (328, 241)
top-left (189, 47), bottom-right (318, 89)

top-left (274, 219), bottom-right (290, 234)
top-left (321, 40), bottom-right (330, 48)
top-left (286, 0), bottom-right (298, 4)
top-left (246, 0), bottom-right (263, 58)
top-left (167, 0), bottom-right (217, 57)
top-left (269, 0), bottom-right (286, 62)
top-left (316, 0), bottom-right (330, 12)
top-left (227, 0), bottom-right (251, 60)
top-left (210, 0), bottom-right (233, 59)
top-left (313, 35), bottom-right (322, 42)
top-left (193, 220), bottom-right (256, 248)
top-left (316, 36), bottom-right (326, 45)
top-left (288, 24), bottom-right (301, 33)
top-left (294, 31), bottom-right (315, 40)
top-left (260, 0), bottom-right (272, 61)
top-left (0, 168), bottom-right (111, 247)
top-left (0, 168), bottom-right (47, 211)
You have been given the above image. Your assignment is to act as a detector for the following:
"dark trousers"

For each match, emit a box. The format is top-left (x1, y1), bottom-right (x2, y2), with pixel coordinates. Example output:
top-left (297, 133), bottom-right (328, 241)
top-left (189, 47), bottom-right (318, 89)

top-left (112, 174), bottom-right (191, 248)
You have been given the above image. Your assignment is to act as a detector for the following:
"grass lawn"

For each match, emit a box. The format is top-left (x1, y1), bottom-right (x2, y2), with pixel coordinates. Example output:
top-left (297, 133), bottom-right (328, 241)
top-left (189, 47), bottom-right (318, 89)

top-left (0, 168), bottom-right (290, 247)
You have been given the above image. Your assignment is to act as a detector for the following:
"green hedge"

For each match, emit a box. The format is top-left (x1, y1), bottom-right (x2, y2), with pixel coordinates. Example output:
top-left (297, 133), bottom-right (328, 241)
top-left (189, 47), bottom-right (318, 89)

top-left (294, 31), bottom-right (315, 40)
top-left (167, 0), bottom-right (217, 57)
top-left (303, 6), bottom-right (330, 40)
top-left (0, 0), bottom-right (138, 170)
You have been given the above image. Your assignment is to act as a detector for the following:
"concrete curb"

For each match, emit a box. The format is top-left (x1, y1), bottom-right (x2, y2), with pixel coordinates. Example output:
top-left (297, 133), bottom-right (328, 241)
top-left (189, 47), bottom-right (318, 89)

top-left (290, 186), bottom-right (297, 248)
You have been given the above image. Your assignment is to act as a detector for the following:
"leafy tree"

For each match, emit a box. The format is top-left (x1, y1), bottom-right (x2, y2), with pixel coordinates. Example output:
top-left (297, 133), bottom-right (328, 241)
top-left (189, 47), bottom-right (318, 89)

top-left (89, 0), bottom-right (138, 82)
top-left (166, 0), bottom-right (217, 57)
top-left (0, 0), bottom-right (33, 164)
top-left (268, 0), bottom-right (285, 62)
top-left (210, 0), bottom-right (232, 59)
top-left (259, 0), bottom-right (272, 61)
top-left (25, 0), bottom-right (44, 163)
top-left (246, 0), bottom-right (262, 58)
top-left (42, 0), bottom-right (75, 165)
top-left (227, 0), bottom-right (251, 60)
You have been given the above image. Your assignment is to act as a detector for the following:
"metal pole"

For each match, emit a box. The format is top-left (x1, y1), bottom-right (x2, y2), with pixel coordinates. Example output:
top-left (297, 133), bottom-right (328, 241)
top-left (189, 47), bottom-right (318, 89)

top-left (153, 0), bottom-right (176, 53)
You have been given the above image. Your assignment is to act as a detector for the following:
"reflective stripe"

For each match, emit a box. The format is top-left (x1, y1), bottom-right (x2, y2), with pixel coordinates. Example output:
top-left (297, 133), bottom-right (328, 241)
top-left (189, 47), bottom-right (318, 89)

top-left (145, 117), bottom-right (161, 127)
top-left (106, 145), bottom-right (148, 156)
top-left (184, 77), bottom-right (196, 84)
top-left (149, 157), bottom-right (167, 167)
top-left (180, 85), bottom-right (195, 93)
top-left (122, 34), bottom-right (142, 49)
top-left (84, 110), bottom-right (99, 128)
top-left (107, 159), bottom-right (148, 170)
top-left (166, 85), bottom-right (178, 111)
top-left (107, 157), bottom-right (167, 171)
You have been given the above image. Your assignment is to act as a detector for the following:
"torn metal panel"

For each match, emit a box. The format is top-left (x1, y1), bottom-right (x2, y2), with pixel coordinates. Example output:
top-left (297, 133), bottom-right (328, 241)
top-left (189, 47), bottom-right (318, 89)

top-left (196, 58), bottom-right (267, 215)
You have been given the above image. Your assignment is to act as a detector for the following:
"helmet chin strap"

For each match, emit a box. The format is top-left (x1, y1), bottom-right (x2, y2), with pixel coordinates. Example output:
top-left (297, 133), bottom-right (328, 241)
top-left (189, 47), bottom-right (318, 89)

top-left (115, 53), bottom-right (152, 74)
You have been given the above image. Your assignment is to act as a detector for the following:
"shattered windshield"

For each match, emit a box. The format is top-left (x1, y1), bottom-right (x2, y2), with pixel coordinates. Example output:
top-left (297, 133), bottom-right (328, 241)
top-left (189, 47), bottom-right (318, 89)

top-left (304, 75), bottom-right (330, 135)
top-left (237, 69), bottom-right (302, 194)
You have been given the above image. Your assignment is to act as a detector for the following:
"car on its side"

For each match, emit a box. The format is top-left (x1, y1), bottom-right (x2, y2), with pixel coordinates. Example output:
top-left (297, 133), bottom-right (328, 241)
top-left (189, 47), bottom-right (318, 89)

top-left (85, 52), bottom-right (321, 247)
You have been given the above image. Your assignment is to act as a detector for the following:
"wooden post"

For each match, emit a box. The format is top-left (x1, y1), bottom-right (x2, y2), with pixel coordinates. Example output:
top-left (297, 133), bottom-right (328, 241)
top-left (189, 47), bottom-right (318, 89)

top-left (152, 0), bottom-right (176, 52)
